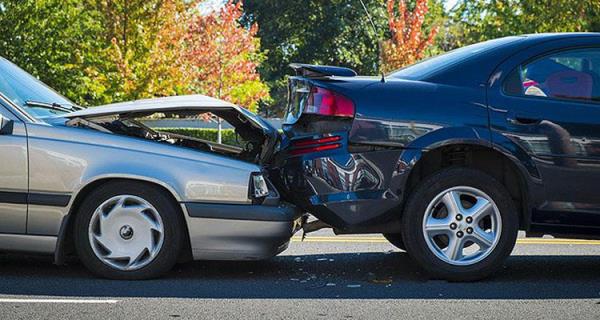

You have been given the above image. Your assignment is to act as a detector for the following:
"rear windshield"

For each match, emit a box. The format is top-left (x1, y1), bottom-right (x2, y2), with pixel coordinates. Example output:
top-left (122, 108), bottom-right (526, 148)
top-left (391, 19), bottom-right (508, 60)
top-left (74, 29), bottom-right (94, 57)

top-left (389, 36), bottom-right (523, 80)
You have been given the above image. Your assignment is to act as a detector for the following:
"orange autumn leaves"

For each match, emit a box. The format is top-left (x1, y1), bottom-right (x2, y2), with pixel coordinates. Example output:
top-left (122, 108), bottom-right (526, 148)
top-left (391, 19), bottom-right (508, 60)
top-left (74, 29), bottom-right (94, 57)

top-left (104, 0), bottom-right (268, 112)
top-left (381, 0), bottom-right (439, 73)
top-left (102, 0), bottom-right (437, 111)
top-left (186, 1), bottom-right (269, 112)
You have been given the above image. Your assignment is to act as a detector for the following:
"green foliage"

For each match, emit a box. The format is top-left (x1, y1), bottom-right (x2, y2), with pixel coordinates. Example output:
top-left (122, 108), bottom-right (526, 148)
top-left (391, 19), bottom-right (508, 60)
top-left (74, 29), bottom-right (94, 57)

top-left (87, 0), bottom-right (194, 104)
top-left (241, 0), bottom-right (445, 116)
top-left (0, 0), bottom-right (190, 106)
top-left (186, 1), bottom-right (270, 113)
top-left (7, 0), bottom-right (600, 117)
top-left (448, 0), bottom-right (600, 49)
top-left (241, 0), bottom-right (386, 115)
top-left (157, 128), bottom-right (242, 146)
top-left (0, 0), bottom-right (270, 110)
top-left (0, 0), bottom-right (105, 105)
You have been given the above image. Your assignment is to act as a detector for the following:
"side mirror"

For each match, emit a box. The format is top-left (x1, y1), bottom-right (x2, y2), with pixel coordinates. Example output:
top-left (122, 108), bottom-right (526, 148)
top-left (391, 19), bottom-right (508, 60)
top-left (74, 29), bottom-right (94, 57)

top-left (0, 114), bottom-right (14, 135)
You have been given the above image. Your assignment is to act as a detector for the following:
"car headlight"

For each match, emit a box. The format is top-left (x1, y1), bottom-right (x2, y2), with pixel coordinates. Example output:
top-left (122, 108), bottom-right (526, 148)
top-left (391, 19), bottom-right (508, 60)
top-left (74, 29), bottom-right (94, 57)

top-left (251, 173), bottom-right (270, 199)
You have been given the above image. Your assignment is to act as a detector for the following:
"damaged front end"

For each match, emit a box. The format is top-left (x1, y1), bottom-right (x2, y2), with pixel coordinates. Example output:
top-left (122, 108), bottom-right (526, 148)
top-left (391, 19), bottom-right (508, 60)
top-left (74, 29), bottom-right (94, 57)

top-left (58, 95), bottom-right (341, 241)
top-left (60, 95), bottom-right (280, 166)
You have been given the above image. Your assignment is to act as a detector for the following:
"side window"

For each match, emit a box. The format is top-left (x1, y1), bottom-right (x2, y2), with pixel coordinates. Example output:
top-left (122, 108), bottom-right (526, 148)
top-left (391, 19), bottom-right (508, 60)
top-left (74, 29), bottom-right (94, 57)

top-left (504, 48), bottom-right (600, 103)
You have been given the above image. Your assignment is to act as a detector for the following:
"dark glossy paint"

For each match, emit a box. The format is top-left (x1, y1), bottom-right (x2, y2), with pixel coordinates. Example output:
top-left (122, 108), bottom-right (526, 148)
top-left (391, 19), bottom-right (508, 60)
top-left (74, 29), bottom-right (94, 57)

top-left (272, 33), bottom-right (600, 237)
top-left (488, 36), bottom-right (600, 235)
top-left (289, 63), bottom-right (358, 77)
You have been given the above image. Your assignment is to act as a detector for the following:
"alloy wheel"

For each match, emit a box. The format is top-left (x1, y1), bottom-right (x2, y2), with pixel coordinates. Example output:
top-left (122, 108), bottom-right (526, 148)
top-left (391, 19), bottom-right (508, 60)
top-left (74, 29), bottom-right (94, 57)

top-left (422, 186), bottom-right (502, 266)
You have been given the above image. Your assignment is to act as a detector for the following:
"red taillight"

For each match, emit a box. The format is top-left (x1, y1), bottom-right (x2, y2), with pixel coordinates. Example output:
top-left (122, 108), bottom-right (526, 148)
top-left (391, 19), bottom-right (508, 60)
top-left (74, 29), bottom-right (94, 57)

top-left (292, 135), bottom-right (342, 147)
top-left (304, 87), bottom-right (355, 117)
top-left (290, 143), bottom-right (341, 156)
top-left (290, 135), bottom-right (342, 155)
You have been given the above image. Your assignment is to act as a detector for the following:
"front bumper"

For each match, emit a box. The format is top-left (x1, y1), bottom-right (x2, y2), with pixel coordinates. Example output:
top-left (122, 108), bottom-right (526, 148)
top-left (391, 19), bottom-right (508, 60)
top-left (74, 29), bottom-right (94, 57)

top-left (183, 202), bottom-right (302, 260)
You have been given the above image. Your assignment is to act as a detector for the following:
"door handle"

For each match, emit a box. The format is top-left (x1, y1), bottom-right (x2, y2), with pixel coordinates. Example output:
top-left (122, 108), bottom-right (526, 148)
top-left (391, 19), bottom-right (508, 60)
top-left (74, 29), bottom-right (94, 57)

top-left (507, 115), bottom-right (541, 125)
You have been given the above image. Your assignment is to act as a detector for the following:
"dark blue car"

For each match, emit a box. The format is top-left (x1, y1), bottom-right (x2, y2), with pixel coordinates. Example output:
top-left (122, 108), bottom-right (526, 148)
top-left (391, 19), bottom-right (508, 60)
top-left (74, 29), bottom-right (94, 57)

top-left (273, 33), bottom-right (600, 281)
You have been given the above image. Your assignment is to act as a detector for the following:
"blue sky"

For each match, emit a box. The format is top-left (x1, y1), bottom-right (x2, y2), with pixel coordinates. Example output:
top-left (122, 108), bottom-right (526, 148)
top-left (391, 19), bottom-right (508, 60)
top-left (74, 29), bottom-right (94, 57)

top-left (198, 0), bottom-right (226, 15)
top-left (445, 0), bottom-right (459, 11)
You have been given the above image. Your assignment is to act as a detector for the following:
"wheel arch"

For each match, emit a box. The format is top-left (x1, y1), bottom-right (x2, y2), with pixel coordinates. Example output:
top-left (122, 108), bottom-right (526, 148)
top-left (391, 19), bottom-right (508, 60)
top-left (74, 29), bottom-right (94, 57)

top-left (54, 176), bottom-right (192, 265)
top-left (400, 140), bottom-right (535, 230)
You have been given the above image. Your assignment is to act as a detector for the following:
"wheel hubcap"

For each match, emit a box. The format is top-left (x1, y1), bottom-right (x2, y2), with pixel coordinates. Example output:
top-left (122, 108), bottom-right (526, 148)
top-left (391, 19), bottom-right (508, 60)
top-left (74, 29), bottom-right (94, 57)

top-left (422, 186), bottom-right (502, 266)
top-left (88, 195), bottom-right (164, 271)
top-left (119, 225), bottom-right (134, 240)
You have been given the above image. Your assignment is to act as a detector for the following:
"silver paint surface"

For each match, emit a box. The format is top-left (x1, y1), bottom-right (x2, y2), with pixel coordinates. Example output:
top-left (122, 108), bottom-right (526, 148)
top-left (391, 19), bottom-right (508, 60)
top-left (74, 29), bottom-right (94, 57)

top-left (0, 95), bottom-right (294, 261)
top-left (0, 120), bottom-right (28, 233)
top-left (185, 216), bottom-right (298, 260)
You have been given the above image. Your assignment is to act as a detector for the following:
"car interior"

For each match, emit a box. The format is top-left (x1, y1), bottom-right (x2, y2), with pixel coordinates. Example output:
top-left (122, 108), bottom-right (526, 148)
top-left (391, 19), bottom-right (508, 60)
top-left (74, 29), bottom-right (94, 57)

top-left (521, 50), bottom-right (600, 101)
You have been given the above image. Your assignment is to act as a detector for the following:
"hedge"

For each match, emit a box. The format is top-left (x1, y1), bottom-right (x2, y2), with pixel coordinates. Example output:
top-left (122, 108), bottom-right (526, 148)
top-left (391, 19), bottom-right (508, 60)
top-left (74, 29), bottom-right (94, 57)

top-left (157, 128), bottom-right (243, 146)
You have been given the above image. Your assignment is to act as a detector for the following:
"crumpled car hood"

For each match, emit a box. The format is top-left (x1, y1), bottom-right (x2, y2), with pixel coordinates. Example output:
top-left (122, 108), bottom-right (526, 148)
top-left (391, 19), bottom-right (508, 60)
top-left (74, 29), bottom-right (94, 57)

top-left (62, 94), bottom-right (276, 136)
top-left (64, 94), bottom-right (237, 118)
top-left (61, 94), bottom-right (280, 164)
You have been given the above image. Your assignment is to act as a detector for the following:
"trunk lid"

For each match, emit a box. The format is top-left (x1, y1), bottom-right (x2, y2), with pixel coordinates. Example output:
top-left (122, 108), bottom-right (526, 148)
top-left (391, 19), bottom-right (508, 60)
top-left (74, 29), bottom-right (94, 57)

top-left (284, 64), bottom-right (381, 126)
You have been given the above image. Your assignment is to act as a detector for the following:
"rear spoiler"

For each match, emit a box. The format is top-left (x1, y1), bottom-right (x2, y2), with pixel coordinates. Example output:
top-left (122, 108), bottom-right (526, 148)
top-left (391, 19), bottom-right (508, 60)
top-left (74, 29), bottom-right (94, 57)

top-left (289, 63), bottom-right (357, 78)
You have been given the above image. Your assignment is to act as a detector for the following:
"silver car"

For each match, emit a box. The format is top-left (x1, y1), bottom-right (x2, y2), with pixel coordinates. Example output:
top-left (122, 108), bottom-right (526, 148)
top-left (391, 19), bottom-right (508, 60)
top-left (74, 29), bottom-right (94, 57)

top-left (0, 57), bottom-right (301, 279)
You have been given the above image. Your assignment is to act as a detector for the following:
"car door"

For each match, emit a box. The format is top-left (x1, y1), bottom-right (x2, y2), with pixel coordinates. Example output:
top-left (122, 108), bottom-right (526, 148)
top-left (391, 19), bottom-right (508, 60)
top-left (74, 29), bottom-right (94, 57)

top-left (489, 43), bottom-right (600, 229)
top-left (0, 102), bottom-right (28, 233)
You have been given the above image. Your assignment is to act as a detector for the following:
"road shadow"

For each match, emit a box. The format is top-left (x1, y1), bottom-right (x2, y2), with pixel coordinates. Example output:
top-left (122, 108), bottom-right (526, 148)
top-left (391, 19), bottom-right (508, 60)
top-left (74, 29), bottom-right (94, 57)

top-left (0, 252), bottom-right (599, 299)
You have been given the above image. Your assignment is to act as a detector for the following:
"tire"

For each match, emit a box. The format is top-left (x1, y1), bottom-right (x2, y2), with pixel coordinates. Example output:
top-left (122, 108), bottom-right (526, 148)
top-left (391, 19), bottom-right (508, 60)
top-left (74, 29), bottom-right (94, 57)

top-left (383, 233), bottom-right (406, 251)
top-left (401, 167), bottom-right (518, 281)
top-left (74, 181), bottom-right (185, 280)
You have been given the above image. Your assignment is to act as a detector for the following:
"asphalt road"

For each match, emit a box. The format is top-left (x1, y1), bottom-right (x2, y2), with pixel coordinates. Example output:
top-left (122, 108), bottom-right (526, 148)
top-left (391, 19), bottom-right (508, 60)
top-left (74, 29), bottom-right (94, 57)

top-left (1, 230), bottom-right (600, 319)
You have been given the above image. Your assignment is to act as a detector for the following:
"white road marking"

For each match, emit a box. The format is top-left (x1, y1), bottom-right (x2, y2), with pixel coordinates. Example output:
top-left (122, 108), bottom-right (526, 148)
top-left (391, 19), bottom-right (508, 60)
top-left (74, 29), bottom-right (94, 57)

top-left (0, 298), bottom-right (119, 304)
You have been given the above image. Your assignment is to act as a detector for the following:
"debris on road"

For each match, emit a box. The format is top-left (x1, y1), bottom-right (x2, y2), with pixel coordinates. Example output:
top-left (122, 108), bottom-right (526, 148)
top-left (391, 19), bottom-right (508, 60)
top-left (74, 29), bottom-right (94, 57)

top-left (370, 278), bottom-right (393, 285)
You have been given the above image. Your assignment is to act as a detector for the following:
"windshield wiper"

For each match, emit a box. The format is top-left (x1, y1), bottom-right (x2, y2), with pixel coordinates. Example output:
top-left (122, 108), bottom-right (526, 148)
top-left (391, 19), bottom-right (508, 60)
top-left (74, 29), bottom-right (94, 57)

top-left (25, 100), bottom-right (81, 113)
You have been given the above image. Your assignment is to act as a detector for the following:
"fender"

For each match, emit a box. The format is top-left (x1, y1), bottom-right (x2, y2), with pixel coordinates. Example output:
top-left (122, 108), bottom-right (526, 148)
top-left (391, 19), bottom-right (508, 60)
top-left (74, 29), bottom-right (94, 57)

top-left (395, 126), bottom-right (543, 230)
top-left (393, 126), bottom-right (494, 208)
top-left (407, 126), bottom-right (491, 150)
top-left (53, 174), bottom-right (186, 265)
top-left (403, 125), bottom-right (540, 181)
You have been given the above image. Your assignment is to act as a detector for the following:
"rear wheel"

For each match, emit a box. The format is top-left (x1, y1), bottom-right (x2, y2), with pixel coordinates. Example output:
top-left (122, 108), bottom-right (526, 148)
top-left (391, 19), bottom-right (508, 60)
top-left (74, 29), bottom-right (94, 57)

top-left (383, 233), bottom-right (406, 251)
top-left (401, 167), bottom-right (518, 281)
top-left (74, 181), bottom-right (184, 280)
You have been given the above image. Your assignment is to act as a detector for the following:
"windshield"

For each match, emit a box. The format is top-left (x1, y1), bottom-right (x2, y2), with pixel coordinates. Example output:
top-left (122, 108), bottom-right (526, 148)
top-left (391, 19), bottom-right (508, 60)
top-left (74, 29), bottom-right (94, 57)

top-left (0, 57), bottom-right (76, 118)
top-left (389, 36), bottom-right (523, 80)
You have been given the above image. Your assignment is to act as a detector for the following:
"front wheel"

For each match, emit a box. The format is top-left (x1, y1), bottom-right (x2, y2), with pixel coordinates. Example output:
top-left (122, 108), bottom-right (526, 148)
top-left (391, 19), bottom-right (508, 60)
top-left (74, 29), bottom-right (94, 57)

top-left (74, 181), bottom-right (184, 280)
top-left (401, 167), bottom-right (518, 281)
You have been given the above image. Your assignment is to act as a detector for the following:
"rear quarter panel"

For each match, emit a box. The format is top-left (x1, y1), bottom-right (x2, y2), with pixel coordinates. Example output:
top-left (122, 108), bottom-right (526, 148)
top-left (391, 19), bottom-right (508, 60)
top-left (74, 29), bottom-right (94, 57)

top-left (346, 79), bottom-right (490, 148)
top-left (275, 78), bottom-right (493, 230)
